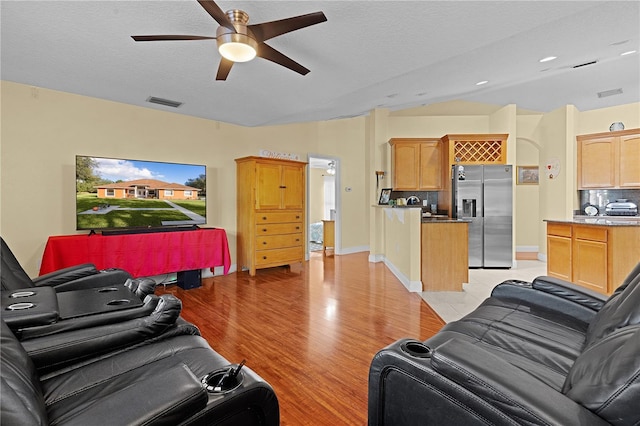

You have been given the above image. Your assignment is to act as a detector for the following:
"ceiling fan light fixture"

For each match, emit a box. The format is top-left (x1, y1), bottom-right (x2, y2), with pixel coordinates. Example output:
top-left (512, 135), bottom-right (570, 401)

top-left (217, 33), bottom-right (257, 62)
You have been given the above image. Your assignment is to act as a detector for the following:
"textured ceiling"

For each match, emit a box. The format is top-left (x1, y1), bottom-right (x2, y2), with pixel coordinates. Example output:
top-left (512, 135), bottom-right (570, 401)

top-left (2, 1), bottom-right (639, 127)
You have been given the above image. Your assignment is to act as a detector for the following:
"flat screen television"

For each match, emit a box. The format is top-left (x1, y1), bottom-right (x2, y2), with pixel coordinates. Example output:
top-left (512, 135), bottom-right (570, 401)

top-left (76, 155), bottom-right (206, 232)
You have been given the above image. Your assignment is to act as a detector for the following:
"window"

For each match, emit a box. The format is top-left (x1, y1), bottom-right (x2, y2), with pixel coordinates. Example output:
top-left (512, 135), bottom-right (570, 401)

top-left (165, 190), bottom-right (174, 197)
top-left (184, 190), bottom-right (192, 197)
top-left (106, 189), bottom-right (115, 197)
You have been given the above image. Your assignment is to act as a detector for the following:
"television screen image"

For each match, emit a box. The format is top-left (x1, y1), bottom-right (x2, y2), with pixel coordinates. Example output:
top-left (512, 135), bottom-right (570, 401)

top-left (76, 155), bottom-right (206, 231)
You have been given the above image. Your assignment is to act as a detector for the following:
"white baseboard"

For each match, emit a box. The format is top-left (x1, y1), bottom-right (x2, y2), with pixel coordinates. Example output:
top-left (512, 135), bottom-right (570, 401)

top-left (516, 245), bottom-right (539, 252)
top-left (383, 258), bottom-right (422, 293)
top-left (337, 245), bottom-right (369, 255)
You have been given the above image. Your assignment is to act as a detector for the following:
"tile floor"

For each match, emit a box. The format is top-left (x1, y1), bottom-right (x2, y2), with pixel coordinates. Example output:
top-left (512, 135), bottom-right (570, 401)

top-left (420, 260), bottom-right (547, 323)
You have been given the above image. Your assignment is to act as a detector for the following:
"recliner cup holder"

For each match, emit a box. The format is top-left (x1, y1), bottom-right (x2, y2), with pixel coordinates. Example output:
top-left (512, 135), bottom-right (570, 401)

top-left (97, 287), bottom-right (119, 293)
top-left (10, 291), bottom-right (36, 298)
top-left (201, 364), bottom-right (245, 394)
top-left (107, 299), bottom-right (131, 306)
top-left (401, 340), bottom-right (431, 358)
top-left (6, 302), bottom-right (35, 311)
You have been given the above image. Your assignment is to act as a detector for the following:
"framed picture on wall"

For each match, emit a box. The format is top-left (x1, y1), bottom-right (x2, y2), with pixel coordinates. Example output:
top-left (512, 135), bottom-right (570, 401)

top-left (378, 188), bottom-right (392, 205)
top-left (517, 166), bottom-right (539, 185)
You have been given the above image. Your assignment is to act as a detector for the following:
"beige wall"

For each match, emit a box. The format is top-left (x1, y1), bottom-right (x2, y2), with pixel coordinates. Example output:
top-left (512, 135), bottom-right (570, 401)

top-left (1, 81), bottom-right (368, 275)
top-left (515, 138), bottom-right (540, 248)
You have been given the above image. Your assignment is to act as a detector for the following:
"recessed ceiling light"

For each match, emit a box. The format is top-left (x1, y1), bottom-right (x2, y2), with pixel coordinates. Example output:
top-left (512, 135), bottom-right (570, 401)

top-left (476, 80), bottom-right (488, 86)
top-left (621, 50), bottom-right (637, 56)
top-left (539, 56), bottom-right (557, 63)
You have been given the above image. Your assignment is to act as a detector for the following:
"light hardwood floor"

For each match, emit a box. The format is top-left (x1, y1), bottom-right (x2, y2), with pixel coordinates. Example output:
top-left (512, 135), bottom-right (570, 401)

top-left (157, 251), bottom-right (445, 425)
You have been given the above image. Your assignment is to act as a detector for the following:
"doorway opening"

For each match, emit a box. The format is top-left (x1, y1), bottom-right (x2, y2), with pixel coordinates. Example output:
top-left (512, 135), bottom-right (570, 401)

top-left (307, 155), bottom-right (340, 258)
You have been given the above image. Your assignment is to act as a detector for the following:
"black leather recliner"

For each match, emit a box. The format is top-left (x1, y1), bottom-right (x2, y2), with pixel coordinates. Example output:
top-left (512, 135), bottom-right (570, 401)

top-left (369, 262), bottom-right (640, 426)
top-left (1, 237), bottom-right (134, 292)
top-left (1, 303), bottom-right (280, 425)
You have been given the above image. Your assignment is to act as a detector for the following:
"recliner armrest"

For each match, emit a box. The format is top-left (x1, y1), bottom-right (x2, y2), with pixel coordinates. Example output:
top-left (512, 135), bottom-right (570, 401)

top-left (430, 338), bottom-right (609, 426)
top-left (32, 263), bottom-right (98, 286)
top-left (491, 276), bottom-right (605, 327)
top-left (38, 268), bottom-right (133, 292)
top-left (1, 286), bottom-right (59, 329)
top-left (531, 276), bottom-right (606, 310)
top-left (59, 362), bottom-right (208, 425)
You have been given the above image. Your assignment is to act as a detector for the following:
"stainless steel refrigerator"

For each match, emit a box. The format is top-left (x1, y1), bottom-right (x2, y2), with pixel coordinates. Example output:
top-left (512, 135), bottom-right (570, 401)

top-left (452, 164), bottom-right (513, 268)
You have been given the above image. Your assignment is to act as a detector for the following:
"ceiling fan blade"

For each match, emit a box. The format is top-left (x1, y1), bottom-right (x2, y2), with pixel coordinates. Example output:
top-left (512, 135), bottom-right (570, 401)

top-left (197, 0), bottom-right (236, 33)
top-left (132, 35), bottom-right (215, 41)
top-left (248, 12), bottom-right (327, 42)
top-left (216, 58), bottom-right (234, 80)
top-left (256, 43), bottom-right (310, 76)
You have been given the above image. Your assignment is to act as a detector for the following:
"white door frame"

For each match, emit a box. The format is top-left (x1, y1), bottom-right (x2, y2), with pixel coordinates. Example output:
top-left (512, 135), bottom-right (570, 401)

top-left (306, 154), bottom-right (341, 258)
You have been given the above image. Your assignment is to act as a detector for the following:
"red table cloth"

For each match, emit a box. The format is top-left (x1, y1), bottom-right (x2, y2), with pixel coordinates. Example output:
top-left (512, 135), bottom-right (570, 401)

top-left (40, 228), bottom-right (231, 278)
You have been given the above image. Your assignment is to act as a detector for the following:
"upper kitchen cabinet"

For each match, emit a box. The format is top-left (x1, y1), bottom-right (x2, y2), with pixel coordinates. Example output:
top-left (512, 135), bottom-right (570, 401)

top-left (389, 138), bottom-right (443, 190)
top-left (577, 128), bottom-right (640, 189)
top-left (440, 134), bottom-right (508, 166)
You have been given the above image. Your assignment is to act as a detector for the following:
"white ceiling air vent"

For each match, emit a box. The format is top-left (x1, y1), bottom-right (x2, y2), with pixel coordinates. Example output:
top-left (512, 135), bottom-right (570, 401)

top-left (597, 88), bottom-right (623, 98)
top-left (146, 96), bottom-right (183, 108)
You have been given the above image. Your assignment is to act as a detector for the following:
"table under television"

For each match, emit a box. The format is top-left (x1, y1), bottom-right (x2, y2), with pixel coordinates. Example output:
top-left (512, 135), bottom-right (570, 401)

top-left (39, 227), bottom-right (231, 279)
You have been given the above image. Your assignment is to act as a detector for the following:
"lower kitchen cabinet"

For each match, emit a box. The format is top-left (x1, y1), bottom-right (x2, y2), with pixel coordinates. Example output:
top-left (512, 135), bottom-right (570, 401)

top-left (546, 223), bottom-right (572, 282)
top-left (546, 221), bottom-right (640, 295)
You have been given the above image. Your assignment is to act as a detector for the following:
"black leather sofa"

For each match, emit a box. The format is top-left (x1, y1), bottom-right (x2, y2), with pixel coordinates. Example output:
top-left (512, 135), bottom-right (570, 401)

top-left (369, 263), bottom-right (640, 426)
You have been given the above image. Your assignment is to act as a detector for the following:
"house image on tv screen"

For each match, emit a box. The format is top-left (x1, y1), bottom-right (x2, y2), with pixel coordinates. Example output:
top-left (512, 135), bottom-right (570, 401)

top-left (95, 179), bottom-right (200, 200)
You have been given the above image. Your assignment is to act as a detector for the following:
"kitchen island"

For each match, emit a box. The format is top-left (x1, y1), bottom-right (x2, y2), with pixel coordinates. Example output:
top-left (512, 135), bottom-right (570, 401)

top-left (545, 217), bottom-right (640, 295)
top-left (373, 205), bottom-right (468, 292)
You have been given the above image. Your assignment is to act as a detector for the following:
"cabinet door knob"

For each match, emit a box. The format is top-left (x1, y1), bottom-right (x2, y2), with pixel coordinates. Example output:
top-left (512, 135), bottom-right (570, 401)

top-left (296, 238), bottom-right (300, 242)
top-left (262, 241), bottom-right (267, 245)
top-left (279, 186), bottom-right (286, 189)
top-left (263, 256), bottom-right (267, 260)
top-left (262, 216), bottom-right (267, 220)
top-left (296, 226), bottom-right (300, 230)
top-left (296, 215), bottom-right (300, 219)
top-left (262, 229), bottom-right (267, 232)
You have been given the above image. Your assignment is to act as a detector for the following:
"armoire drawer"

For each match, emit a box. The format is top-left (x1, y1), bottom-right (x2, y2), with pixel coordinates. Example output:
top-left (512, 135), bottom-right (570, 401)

top-left (256, 234), bottom-right (303, 250)
top-left (256, 223), bottom-right (303, 235)
top-left (255, 211), bottom-right (303, 224)
top-left (255, 247), bottom-right (303, 266)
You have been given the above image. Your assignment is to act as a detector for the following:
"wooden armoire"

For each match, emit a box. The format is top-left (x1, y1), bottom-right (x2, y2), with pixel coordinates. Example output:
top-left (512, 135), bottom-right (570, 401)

top-left (235, 156), bottom-right (306, 276)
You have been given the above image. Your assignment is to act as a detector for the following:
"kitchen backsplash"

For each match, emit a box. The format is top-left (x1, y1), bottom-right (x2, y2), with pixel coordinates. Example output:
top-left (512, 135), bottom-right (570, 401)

top-left (389, 191), bottom-right (438, 206)
top-left (578, 189), bottom-right (639, 215)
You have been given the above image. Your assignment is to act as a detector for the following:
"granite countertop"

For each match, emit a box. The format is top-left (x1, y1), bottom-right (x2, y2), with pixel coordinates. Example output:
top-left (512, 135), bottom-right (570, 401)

top-left (546, 216), bottom-right (640, 226)
top-left (421, 217), bottom-right (469, 223)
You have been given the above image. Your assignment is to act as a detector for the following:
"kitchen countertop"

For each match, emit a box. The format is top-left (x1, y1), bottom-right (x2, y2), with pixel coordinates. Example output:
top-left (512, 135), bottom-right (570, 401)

top-left (421, 217), bottom-right (469, 223)
top-left (545, 216), bottom-right (640, 226)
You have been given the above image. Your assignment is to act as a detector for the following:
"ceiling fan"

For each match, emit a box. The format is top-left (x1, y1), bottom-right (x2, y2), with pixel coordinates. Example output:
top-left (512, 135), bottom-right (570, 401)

top-left (132, 0), bottom-right (327, 81)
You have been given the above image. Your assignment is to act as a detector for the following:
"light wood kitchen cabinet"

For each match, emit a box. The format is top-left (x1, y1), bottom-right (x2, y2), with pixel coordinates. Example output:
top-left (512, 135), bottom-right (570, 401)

top-left (236, 156), bottom-right (306, 276)
top-left (577, 128), bottom-right (640, 189)
top-left (389, 138), bottom-right (443, 190)
top-left (572, 226), bottom-right (608, 294)
top-left (546, 223), bottom-right (572, 282)
top-left (546, 221), bottom-right (640, 295)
